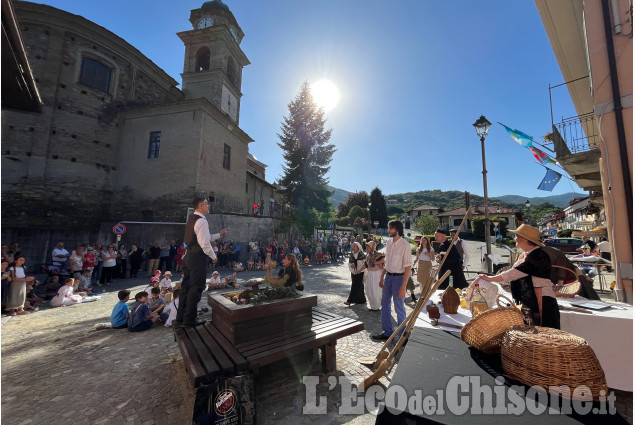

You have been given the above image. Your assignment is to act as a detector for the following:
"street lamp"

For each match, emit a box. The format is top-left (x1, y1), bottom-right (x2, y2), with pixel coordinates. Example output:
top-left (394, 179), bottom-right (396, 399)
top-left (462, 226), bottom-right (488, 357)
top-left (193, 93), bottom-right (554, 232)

top-left (473, 114), bottom-right (493, 273)
top-left (525, 200), bottom-right (531, 225)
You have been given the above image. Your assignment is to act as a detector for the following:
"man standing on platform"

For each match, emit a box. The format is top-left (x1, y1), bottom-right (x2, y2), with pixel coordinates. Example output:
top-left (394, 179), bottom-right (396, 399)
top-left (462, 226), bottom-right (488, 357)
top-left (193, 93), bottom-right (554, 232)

top-left (372, 220), bottom-right (412, 340)
top-left (174, 196), bottom-right (226, 328)
top-left (435, 229), bottom-right (468, 289)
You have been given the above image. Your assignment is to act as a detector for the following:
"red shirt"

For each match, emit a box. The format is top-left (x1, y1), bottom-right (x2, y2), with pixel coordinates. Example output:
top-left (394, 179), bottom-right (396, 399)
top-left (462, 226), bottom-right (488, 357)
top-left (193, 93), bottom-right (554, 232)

top-left (83, 253), bottom-right (95, 268)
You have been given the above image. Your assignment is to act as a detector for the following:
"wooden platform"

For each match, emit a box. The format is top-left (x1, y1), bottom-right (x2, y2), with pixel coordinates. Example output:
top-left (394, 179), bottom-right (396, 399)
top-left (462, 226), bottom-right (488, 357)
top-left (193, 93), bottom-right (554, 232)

top-left (175, 307), bottom-right (364, 388)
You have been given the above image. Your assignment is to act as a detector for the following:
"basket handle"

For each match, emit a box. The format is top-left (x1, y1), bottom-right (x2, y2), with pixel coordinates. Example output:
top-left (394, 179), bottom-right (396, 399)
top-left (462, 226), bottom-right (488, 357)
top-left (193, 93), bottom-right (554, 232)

top-left (496, 294), bottom-right (516, 308)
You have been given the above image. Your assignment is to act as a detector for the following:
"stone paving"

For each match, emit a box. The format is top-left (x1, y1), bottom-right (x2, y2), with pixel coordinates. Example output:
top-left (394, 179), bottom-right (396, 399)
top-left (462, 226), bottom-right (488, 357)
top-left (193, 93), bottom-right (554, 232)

top-left (1, 240), bottom-right (630, 424)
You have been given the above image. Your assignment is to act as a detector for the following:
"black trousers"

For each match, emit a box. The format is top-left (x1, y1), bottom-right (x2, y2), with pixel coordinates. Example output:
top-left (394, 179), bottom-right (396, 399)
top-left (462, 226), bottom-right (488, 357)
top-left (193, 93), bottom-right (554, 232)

top-left (438, 261), bottom-right (468, 289)
top-left (175, 250), bottom-right (207, 326)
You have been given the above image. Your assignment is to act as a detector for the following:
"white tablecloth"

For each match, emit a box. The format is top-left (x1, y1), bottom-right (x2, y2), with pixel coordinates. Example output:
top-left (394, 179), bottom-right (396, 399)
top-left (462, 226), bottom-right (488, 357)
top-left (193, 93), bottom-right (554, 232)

top-left (414, 291), bottom-right (633, 391)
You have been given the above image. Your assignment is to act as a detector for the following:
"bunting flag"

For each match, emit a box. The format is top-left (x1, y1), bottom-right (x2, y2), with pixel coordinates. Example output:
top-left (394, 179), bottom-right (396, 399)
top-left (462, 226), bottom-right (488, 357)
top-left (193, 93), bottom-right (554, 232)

top-left (530, 146), bottom-right (558, 165)
top-left (537, 168), bottom-right (562, 191)
top-left (498, 122), bottom-right (534, 147)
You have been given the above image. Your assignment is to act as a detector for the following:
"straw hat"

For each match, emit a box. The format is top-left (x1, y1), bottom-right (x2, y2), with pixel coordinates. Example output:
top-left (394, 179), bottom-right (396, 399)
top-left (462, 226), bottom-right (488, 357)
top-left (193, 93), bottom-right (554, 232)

top-left (366, 240), bottom-right (377, 250)
top-left (509, 224), bottom-right (544, 247)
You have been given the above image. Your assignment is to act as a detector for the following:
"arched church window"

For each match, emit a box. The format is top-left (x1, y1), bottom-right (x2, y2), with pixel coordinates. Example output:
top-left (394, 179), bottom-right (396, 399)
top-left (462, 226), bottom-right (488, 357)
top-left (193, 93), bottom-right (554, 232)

top-left (227, 57), bottom-right (237, 86)
top-left (196, 47), bottom-right (210, 71)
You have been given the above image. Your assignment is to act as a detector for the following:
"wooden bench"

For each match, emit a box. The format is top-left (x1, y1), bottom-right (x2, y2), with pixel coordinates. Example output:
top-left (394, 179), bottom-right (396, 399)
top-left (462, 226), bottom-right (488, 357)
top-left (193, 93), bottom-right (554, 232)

top-left (175, 307), bottom-right (364, 388)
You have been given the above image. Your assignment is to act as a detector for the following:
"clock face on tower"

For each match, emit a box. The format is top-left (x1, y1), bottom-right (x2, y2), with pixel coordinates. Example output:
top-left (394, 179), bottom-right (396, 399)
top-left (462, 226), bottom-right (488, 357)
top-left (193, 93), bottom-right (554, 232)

top-left (197, 16), bottom-right (213, 29)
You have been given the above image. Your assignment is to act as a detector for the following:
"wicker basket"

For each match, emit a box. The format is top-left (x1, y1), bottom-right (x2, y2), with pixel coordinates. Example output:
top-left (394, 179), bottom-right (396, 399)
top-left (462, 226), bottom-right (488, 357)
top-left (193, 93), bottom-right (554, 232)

top-left (501, 326), bottom-right (608, 400)
top-left (460, 295), bottom-right (525, 354)
top-left (441, 286), bottom-right (460, 314)
top-left (554, 280), bottom-right (581, 298)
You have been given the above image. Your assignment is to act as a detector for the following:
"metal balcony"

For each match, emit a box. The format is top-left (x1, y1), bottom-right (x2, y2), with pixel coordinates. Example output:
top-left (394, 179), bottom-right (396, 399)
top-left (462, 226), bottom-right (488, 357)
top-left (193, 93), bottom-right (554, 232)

top-left (554, 112), bottom-right (600, 154)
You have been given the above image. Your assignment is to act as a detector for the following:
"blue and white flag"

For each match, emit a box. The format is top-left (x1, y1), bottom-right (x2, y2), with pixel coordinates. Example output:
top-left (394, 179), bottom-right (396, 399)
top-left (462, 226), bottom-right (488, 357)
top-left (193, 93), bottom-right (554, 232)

top-left (537, 168), bottom-right (562, 191)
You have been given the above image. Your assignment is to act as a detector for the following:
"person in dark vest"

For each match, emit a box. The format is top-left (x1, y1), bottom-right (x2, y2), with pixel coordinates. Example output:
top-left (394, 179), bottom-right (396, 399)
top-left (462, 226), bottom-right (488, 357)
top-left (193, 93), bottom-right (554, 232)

top-left (435, 229), bottom-right (468, 289)
top-left (173, 196), bottom-right (226, 328)
top-left (449, 229), bottom-right (469, 270)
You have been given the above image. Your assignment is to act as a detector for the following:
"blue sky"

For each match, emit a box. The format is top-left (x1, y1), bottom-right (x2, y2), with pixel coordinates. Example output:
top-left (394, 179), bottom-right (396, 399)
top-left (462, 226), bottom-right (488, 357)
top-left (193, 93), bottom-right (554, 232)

top-left (37, 0), bottom-right (582, 198)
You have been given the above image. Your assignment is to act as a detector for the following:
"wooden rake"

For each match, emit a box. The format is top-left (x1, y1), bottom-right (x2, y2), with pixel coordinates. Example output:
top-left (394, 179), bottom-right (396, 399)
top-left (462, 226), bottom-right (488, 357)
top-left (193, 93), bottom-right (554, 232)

top-left (357, 207), bottom-right (472, 390)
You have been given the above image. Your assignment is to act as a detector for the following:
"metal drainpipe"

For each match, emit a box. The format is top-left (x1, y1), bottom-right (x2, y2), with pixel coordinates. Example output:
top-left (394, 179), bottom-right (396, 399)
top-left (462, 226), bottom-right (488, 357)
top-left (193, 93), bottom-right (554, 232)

top-left (601, 0), bottom-right (633, 243)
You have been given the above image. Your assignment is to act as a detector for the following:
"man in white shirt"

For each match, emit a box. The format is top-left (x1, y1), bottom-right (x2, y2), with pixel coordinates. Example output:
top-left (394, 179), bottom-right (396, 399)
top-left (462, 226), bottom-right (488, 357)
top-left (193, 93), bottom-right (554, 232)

top-left (450, 229), bottom-right (470, 269)
top-left (52, 242), bottom-right (70, 268)
top-left (372, 220), bottom-right (412, 340)
top-left (174, 196), bottom-right (226, 328)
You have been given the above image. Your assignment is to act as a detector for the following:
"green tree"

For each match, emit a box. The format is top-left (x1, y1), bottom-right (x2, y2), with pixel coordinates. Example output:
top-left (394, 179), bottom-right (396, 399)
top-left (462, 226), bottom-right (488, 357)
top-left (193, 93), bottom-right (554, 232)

top-left (348, 205), bottom-right (369, 221)
top-left (337, 191), bottom-right (369, 218)
top-left (277, 82), bottom-right (336, 235)
top-left (416, 214), bottom-right (438, 235)
top-left (369, 187), bottom-right (389, 228)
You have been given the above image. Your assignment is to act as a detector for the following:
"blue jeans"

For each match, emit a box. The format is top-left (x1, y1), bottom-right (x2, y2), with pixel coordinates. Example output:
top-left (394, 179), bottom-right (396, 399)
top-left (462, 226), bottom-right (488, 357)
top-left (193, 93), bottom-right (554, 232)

top-left (381, 274), bottom-right (407, 337)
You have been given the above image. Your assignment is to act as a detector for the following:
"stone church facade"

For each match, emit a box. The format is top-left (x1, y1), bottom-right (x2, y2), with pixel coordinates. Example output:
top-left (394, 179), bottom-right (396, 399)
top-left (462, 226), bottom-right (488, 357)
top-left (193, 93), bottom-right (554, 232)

top-left (2, 0), bottom-right (275, 231)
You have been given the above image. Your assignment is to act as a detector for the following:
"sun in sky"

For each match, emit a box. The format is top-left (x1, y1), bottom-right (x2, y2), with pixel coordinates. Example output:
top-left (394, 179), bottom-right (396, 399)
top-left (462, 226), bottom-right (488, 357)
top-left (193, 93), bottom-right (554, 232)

top-left (310, 80), bottom-right (341, 112)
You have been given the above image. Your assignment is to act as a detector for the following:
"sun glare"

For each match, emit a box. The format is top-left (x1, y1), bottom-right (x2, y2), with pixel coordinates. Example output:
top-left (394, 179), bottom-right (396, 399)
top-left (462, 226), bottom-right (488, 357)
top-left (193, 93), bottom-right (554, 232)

top-left (311, 80), bottom-right (341, 111)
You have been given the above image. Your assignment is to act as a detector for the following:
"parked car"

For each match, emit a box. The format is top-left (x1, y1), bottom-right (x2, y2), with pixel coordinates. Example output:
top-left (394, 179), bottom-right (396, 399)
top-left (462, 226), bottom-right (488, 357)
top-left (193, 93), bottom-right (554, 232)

top-left (543, 237), bottom-right (585, 253)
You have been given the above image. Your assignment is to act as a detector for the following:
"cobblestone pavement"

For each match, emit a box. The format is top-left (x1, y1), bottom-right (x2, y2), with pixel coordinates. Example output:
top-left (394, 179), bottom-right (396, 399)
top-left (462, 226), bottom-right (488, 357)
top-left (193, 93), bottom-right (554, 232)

top-left (1, 241), bottom-right (629, 424)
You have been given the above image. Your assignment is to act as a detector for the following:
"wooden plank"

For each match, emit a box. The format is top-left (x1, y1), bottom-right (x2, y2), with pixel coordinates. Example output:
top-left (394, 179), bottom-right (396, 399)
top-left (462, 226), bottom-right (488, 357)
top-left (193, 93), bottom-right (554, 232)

top-left (236, 316), bottom-right (355, 352)
top-left (246, 321), bottom-right (364, 368)
top-left (196, 326), bottom-right (235, 375)
top-left (175, 328), bottom-right (208, 388)
top-left (204, 323), bottom-right (249, 373)
top-left (241, 318), bottom-right (360, 357)
top-left (322, 341), bottom-right (337, 373)
top-left (185, 327), bottom-right (221, 382)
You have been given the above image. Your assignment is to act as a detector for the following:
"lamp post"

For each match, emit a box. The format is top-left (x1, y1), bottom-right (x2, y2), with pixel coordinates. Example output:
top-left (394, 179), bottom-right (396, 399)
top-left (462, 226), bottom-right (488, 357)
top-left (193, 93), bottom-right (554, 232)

top-left (473, 115), bottom-right (492, 273)
top-left (525, 200), bottom-right (532, 226)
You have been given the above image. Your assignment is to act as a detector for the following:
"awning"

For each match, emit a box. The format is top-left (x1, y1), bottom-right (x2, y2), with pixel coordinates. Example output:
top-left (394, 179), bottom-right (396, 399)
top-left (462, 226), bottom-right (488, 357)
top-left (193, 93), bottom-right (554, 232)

top-left (572, 229), bottom-right (607, 238)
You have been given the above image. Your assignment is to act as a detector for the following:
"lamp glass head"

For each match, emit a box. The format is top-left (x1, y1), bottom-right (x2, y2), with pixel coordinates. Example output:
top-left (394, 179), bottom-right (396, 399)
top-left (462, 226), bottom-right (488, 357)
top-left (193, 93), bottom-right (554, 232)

top-left (472, 115), bottom-right (492, 138)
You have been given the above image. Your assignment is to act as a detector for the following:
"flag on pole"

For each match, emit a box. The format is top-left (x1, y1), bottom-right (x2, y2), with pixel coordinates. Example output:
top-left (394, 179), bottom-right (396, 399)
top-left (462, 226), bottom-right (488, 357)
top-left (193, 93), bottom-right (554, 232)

top-left (498, 122), bottom-right (534, 147)
top-left (530, 146), bottom-right (558, 165)
top-left (537, 168), bottom-right (562, 191)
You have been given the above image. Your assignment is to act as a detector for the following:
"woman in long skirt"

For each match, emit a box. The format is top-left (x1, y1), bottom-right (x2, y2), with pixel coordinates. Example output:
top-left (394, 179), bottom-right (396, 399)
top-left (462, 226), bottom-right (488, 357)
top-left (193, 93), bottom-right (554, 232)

top-left (358, 241), bottom-right (384, 311)
top-left (345, 242), bottom-right (366, 306)
top-left (414, 237), bottom-right (435, 297)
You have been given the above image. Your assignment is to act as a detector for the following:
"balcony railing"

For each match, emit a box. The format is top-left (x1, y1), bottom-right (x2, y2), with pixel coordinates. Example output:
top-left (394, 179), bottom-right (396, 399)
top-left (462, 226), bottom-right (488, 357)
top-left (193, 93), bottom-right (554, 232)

top-left (554, 112), bottom-right (600, 154)
top-left (212, 194), bottom-right (294, 218)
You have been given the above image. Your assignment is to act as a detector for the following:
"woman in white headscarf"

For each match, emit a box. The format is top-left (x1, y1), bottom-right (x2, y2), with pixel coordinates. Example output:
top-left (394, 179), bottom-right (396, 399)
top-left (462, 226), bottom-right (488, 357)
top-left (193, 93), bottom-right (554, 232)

top-left (357, 240), bottom-right (384, 311)
top-left (344, 242), bottom-right (366, 306)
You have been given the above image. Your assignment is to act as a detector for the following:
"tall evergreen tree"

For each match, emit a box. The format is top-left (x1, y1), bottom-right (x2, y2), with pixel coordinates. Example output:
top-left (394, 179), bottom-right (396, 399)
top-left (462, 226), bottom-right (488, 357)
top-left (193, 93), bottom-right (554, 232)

top-left (277, 82), bottom-right (336, 234)
top-left (369, 187), bottom-right (389, 228)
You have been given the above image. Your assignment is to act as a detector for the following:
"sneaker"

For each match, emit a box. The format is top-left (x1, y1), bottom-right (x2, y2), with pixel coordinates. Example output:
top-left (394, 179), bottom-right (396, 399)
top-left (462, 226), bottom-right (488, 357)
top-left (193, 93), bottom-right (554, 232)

top-left (371, 333), bottom-right (389, 341)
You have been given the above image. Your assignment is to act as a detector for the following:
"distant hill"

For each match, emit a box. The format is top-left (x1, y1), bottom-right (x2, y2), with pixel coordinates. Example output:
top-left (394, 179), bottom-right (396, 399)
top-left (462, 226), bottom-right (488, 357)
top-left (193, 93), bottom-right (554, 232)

top-left (327, 185), bottom-right (353, 208)
top-left (494, 192), bottom-right (586, 208)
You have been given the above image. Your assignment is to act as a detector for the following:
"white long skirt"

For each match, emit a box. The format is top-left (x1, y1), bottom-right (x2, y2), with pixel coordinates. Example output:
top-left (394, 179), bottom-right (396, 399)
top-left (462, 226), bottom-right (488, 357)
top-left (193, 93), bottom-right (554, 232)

top-left (365, 269), bottom-right (382, 310)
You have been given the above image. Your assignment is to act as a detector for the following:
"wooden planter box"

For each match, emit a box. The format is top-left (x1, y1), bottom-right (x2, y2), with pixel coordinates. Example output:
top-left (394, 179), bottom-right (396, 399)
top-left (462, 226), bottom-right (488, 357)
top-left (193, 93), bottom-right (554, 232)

top-left (207, 292), bottom-right (318, 345)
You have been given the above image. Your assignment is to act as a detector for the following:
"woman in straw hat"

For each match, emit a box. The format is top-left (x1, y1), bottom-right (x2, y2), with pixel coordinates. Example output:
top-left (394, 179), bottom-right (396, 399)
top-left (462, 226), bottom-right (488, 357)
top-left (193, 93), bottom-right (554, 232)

top-left (479, 224), bottom-right (560, 329)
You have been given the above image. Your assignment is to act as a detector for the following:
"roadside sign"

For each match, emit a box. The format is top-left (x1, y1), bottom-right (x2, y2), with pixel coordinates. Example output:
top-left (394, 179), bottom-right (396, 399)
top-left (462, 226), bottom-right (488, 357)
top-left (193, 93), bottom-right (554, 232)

top-left (493, 227), bottom-right (499, 232)
top-left (116, 234), bottom-right (122, 242)
top-left (113, 223), bottom-right (127, 235)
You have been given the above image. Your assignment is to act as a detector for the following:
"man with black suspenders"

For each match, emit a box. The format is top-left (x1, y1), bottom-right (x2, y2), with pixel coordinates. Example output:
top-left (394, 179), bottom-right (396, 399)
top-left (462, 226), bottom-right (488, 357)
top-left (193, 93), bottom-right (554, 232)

top-left (173, 196), bottom-right (226, 328)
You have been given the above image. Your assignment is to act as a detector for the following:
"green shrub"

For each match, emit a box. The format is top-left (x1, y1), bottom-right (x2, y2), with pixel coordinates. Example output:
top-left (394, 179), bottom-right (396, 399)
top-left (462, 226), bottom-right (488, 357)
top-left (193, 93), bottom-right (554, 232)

top-left (557, 229), bottom-right (574, 237)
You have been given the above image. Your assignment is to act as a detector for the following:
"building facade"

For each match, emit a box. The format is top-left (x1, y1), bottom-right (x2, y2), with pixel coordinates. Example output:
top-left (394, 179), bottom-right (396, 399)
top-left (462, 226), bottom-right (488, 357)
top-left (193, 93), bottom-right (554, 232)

top-left (2, 0), bottom-right (271, 230)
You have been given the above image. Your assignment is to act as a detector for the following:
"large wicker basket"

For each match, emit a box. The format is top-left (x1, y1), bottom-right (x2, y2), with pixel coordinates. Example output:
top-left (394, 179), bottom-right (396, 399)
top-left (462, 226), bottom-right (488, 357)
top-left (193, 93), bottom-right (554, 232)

top-left (501, 326), bottom-right (608, 400)
top-left (554, 280), bottom-right (581, 298)
top-left (460, 295), bottom-right (525, 354)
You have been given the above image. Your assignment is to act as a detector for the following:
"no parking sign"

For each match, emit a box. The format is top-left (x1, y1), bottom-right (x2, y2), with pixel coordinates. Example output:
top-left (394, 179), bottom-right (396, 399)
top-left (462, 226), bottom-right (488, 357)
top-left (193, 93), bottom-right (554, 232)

top-left (113, 223), bottom-right (126, 241)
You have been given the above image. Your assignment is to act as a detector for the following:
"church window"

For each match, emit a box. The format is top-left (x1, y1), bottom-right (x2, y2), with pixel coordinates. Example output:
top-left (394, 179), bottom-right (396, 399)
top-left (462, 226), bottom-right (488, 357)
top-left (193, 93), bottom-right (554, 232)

top-left (196, 47), bottom-right (210, 71)
top-left (79, 57), bottom-right (112, 93)
top-left (223, 144), bottom-right (231, 170)
top-left (147, 131), bottom-right (161, 159)
top-left (227, 57), bottom-right (237, 86)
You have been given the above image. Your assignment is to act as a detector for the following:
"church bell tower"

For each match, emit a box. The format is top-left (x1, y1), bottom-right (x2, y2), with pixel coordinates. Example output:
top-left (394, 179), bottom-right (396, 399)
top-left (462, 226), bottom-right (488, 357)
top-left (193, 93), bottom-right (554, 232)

top-left (178, 0), bottom-right (249, 124)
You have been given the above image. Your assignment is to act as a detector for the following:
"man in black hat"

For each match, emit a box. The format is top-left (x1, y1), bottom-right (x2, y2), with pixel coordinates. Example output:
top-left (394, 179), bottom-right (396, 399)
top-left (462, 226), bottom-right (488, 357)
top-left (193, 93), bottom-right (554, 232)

top-left (434, 229), bottom-right (468, 289)
top-left (174, 196), bottom-right (226, 328)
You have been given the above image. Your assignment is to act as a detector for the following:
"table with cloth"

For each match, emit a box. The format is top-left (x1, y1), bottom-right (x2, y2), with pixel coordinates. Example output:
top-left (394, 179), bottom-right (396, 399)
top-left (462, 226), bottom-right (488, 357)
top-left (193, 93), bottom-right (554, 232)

top-left (414, 290), bottom-right (633, 391)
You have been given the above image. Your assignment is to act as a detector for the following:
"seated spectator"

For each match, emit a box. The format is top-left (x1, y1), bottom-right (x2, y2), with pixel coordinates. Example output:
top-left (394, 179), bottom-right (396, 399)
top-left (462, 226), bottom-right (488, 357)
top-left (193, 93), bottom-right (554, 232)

top-left (256, 259), bottom-right (263, 271)
top-left (160, 271), bottom-right (173, 293)
top-left (304, 256), bottom-right (310, 266)
top-left (127, 291), bottom-right (159, 332)
top-left (50, 278), bottom-right (84, 307)
top-left (78, 269), bottom-right (93, 295)
top-left (110, 290), bottom-right (131, 329)
top-left (147, 287), bottom-right (168, 322)
top-left (145, 277), bottom-right (160, 294)
top-left (233, 262), bottom-right (244, 273)
top-left (164, 288), bottom-right (180, 327)
top-left (247, 258), bottom-right (254, 271)
top-left (24, 279), bottom-right (45, 311)
top-left (325, 253), bottom-right (332, 264)
top-left (207, 271), bottom-right (226, 290)
top-left (224, 272), bottom-right (240, 289)
top-left (316, 251), bottom-right (325, 265)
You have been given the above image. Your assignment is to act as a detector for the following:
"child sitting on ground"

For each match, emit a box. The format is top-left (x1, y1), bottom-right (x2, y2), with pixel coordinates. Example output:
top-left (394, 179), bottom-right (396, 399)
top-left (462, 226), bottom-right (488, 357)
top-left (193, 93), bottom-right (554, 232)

top-left (128, 291), bottom-right (159, 332)
top-left (24, 279), bottom-right (45, 311)
top-left (224, 272), bottom-right (240, 289)
top-left (325, 253), bottom-right (332, 264)
top-left (247, 257), bottom-right (254, 271)
top-left (147, 287), bottom-right (168, 322)
top-left (50, 278), bottom-right (84, 307)
top-left (304, 256), bottom-right (310, 266)
top-left (78, 269), bottom-right (93, 295)
top-left (110, 290), bottom-right (131, 329)
top-left (160, 271), bottom-right (173, 293)
top-left (233, 262), bottom-right (244, 273)
top-left (207, 271), bottom-right (226, 290)
top-left (164, 288), bottom-right (180, 327)
top-left (256, 259), bottom-right (263, 271)
top-left (145, 277), bottom-right (160, 294)
top-left (315, 251), bottom-right (325, 265)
